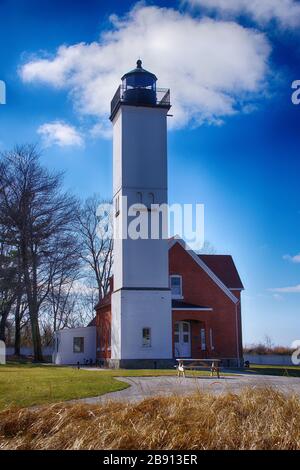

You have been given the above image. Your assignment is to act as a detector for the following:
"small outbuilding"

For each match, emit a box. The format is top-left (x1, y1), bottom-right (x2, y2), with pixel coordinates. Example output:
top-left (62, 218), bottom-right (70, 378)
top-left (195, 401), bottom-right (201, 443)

top-left (53, 326), bottom-right (96, 365)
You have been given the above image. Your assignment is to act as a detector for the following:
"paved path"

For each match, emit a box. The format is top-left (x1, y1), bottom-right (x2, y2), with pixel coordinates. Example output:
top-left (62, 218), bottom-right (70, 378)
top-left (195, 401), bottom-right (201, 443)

top-left (71, 373), bottom-right (300, 406)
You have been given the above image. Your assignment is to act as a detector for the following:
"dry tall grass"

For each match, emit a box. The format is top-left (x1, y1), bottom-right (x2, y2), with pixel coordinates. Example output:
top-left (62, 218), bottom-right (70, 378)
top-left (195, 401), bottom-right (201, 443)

top-left (1, 387), bottom-right (300, 450)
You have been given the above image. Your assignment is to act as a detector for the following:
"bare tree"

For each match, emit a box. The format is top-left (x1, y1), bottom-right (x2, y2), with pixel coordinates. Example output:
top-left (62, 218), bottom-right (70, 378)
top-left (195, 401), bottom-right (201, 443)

top-left (43, 244), bottom-right (81, 334)
top-left (72, 279), bottom-right (99, 326)
top-left (0, 239), bottom-right (18, 341)
top-left (14, 287), bottom-right (28, 356)
top-left (76, 195), bottom-right (113, 302)
top-left (0, 145), bottom-right (79, 361)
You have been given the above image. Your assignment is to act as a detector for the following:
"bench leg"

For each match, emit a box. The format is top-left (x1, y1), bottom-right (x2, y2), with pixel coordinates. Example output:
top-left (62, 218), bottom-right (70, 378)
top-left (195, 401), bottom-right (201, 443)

top-left (211, 368), bottom-right (220, 378)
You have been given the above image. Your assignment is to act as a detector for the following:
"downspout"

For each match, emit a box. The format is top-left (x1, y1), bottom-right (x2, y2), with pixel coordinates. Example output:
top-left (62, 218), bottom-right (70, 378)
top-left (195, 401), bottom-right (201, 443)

top-left (235, 300), bottom-right (241, 367)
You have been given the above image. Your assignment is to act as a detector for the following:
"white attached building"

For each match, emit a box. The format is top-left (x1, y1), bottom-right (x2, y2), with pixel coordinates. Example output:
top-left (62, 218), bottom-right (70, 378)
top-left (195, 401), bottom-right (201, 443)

top-left (53, 326), bottom-right (96, 365)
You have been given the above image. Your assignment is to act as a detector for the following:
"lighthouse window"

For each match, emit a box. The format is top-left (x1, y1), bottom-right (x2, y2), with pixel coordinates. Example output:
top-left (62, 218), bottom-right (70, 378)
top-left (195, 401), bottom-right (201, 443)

top-left (148, 192), bottom-right (154, 204)
top-left (115, 195), bottom-right (120, 216)
top-left (142, 328), bottom-right (151, 348)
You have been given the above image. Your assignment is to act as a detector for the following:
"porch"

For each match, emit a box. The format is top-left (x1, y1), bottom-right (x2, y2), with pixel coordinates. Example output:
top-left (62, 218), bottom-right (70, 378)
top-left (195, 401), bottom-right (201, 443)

top-left (172, 305), bottom-right (213, 359)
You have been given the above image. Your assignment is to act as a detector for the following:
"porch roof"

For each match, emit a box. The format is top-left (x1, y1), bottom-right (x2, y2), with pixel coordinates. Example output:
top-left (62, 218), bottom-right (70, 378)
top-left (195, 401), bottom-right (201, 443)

top-left (172, 300), bottom-right (212, 311)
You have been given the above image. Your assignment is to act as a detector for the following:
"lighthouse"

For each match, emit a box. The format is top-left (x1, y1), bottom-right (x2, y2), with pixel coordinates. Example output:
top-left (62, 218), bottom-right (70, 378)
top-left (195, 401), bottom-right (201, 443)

top-left (109, 60), bottom-right (173, 368)
top-left (53, 61), bottom-right (244, 368)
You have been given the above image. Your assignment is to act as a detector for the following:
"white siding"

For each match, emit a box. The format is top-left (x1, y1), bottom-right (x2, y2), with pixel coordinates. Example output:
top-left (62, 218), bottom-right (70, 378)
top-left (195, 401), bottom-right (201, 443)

top-left (111, 102), bottom-right (171, 362)
top-left (111, 291), bottom-right (122, 359)
top-left (52, 326), bottom-right (96, 365)
top-left (118, 289), bottom-right (172, 359)
top-left (112, 105), bottom-right (169, 292)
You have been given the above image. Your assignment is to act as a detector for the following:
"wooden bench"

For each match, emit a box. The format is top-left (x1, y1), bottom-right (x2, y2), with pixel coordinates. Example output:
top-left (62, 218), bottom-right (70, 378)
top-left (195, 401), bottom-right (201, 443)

top-left (176, 358), bottom-right (221, 378)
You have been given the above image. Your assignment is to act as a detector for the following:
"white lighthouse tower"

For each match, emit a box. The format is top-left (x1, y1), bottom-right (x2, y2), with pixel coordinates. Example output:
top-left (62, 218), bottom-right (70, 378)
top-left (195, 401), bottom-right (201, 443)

top-left (110, 60), bottom-right (173, 368)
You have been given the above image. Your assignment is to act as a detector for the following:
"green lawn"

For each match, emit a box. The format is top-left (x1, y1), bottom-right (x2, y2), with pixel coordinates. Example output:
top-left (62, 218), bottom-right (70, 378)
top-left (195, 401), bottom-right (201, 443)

top-left (0, 364), bottom-right (130, 410)
top-left (248, 364), bottom-right (300, 377)
top-left (2, 363), bottom-right (298, 410)
top-left (0, 364), bottom-right (217, 410)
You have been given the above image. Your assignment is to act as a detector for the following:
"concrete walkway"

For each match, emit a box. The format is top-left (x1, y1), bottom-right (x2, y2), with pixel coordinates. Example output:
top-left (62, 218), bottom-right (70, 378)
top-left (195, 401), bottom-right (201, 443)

top-left (71, 373), bottom-right (300, 406)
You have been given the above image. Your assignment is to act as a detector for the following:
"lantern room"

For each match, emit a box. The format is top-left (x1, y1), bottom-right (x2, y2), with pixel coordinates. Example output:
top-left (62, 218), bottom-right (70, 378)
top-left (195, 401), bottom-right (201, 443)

top-left (110, 59), bottom-right (171, 121)
top-left (121, 59), bottom-right (157, 106)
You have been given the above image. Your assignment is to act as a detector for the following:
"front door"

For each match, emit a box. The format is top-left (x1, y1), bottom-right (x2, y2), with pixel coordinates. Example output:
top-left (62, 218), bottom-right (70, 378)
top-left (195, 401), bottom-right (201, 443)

top-left (174, 321), bottom-right (191, 358)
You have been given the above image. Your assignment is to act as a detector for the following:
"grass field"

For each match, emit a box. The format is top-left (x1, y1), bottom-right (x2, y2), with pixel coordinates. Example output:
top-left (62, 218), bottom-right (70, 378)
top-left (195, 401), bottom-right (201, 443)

top-left (1, 387), bottom-right (300, 450)
top-left (249, 364), bottom-right (300, 377)
top-left (0, 364), bottom-right (129, 409)
top-left (2, 362), bottom-right (298, 411)
top-left (0, 363), bottom-right (216, 410)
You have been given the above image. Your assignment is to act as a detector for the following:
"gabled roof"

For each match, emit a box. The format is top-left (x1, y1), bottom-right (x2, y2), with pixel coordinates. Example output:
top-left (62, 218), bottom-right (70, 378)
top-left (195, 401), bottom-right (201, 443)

top-left (198, 255), bottom-right (244, 290)
top-left (168, 238), bottom-right (242, 304)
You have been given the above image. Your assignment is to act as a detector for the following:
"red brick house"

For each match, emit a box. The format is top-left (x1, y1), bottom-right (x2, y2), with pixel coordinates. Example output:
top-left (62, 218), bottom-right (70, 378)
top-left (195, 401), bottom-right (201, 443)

top-left (95, 238), bottom-right (244, 367)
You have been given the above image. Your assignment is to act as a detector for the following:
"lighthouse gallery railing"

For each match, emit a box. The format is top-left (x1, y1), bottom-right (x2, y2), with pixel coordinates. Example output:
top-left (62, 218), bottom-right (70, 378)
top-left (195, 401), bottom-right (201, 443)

top-left (110, 86), bottom-right (170, 119)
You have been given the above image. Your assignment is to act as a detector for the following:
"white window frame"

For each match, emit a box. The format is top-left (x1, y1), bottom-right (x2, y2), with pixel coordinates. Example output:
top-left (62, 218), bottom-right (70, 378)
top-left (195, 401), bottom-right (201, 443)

top-left (170, 275), bottom-right (183, 299)
top-left (142, 327), bottom-right (151, 348)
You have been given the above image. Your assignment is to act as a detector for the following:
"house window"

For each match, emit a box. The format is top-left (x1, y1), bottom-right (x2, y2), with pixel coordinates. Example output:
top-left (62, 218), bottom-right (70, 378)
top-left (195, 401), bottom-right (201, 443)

top-left (200, 328), bottom-right (206, 351)
top-left (210, 328), bottom-right (214, 350)
top-left (142, 327), bottom-right (151, 348)
top-left (73, 337), bottom-right (84, 353)
top-left (170, 275), bottom-right (182, 298)
top-left (174, 322), bottom-right (180, 343)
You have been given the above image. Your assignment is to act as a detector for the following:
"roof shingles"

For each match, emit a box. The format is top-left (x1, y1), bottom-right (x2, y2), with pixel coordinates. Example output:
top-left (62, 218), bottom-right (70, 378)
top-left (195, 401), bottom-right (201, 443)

top-left (198, 254), bottom-right (244, 290)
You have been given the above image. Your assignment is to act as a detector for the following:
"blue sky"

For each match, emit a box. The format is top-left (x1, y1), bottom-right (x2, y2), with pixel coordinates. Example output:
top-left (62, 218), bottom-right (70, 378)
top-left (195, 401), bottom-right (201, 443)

top-left (0, 0), bottom-right (300, 346)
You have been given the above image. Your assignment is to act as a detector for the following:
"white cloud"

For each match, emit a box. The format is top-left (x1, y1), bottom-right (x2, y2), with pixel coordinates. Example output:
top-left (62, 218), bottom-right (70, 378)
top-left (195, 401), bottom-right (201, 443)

top-left (21, 5), bottom-right (270, 135)
top-left (37, 121), bottom-right (84, 147)
top-left (272, 293), bottom-right (284, 301)
top-left (186, 0), bottom-right (300, 29)
top-left (71, 280), bottom-right (96, 296)
top-left (283, 253), bottom-right (300, 263)
top-left (89, 122), bottom-right (112, 140)
top-left (269, 285), bottom-right (300, 293)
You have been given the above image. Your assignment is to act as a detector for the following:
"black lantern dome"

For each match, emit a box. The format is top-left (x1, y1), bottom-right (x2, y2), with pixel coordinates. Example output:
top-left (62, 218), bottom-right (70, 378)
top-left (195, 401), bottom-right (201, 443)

top-left (110, 60), bottom-right (170, 121)
top-left (121, 60), bottom-right (157, 106)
